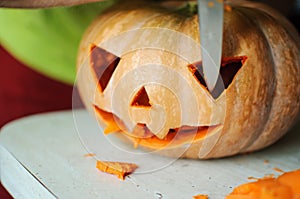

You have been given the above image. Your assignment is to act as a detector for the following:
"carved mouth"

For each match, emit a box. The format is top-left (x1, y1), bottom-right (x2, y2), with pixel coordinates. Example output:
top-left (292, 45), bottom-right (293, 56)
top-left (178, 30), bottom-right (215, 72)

top-left (94, 105), bottom-right (222, 149)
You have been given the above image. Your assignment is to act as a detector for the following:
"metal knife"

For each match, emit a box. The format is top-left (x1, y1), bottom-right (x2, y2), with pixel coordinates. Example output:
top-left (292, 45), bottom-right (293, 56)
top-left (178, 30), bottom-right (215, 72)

top-left (197, 0), bottom-right (224, 92)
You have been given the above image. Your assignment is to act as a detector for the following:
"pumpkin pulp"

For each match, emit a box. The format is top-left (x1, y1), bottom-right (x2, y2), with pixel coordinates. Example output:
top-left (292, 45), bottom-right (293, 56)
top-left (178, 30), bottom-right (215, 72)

top-left (226, 170), bottom-right (300, 199)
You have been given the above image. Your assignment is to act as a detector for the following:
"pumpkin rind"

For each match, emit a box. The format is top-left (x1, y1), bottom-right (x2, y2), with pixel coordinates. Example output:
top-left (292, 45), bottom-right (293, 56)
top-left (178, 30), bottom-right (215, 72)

top-left (77, 0), bottom-right (300, 159)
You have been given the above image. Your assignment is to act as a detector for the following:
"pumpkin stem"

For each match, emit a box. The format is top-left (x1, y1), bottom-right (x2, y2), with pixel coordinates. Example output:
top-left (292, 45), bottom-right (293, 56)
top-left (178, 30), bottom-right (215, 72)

top-left (176, 2), bottom-right (198, 16)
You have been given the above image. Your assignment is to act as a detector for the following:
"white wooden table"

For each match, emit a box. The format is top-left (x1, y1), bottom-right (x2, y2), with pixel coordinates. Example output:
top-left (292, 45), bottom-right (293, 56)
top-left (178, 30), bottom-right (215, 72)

top-left (0, 109), bottom-right (299, 199)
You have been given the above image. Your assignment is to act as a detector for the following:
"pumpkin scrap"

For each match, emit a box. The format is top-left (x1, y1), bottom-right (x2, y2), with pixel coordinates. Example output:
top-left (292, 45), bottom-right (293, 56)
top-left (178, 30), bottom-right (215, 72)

top-left (273, 167), bottom-right (284, 173)
top-left (96, 160), bottom-right (138, 180)
top-left (226, 169), bottom-right (300, 199)
top-left (193, 194), bottom-right (209, 199)
top-left (84, 153), bottom-right (96, 157)
top-left (248, 174), bottom-right (275, 181)
top-left (264, 160), bottom-right (269, 164)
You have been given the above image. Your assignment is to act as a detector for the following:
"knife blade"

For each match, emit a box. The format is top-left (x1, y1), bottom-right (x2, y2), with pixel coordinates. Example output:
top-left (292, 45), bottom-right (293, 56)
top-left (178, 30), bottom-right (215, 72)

top-left (197, 0), bottom-right (224, 92)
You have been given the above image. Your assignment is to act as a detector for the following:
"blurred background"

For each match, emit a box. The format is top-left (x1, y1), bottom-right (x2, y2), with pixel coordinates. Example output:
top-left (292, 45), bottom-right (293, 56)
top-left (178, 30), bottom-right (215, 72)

top-left (0, 0), bottom-right (300, 198)
top-left (0, 44), bottom-right (83, 199)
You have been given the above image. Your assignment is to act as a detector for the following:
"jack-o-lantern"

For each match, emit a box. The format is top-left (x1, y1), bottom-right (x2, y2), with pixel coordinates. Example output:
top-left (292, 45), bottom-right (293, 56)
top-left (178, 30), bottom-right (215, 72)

top-left (77, 0), bottom-right (300, 159)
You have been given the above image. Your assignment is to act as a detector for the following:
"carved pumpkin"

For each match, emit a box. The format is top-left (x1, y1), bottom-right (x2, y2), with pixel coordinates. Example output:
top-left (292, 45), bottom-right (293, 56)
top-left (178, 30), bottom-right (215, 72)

top-left (77, 0), bottom-right (300, 159)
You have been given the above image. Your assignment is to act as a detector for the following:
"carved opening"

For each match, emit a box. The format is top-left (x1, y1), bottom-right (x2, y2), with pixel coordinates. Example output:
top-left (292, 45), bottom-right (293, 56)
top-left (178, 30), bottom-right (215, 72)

top-left (94, 105), bottom-right (222, 149)
top-left (188, 56), bottom-right (247, 99)
top-left (94, 105), bottom-right (127, 134)
top-left (131, 87), bottom-right (151, 107)
top-left (90, 44), bottom-right (120, 92)
top-left (94, 105), bottom-right (221, 149)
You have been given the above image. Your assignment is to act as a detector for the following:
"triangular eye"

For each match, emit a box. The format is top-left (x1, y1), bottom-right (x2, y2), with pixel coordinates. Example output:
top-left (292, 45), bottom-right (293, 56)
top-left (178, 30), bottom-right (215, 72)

top-left (131, 87), bottom-right (151, 107)
top-left (188, 56), bottom-right (247, 99)
top-left (90, 44), bottom-right (120, 92)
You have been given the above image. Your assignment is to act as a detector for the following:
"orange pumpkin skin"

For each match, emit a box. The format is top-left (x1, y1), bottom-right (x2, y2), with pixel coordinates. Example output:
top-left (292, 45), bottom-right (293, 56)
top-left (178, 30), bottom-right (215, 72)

top-left (77, 0), bottom-right (300, 159)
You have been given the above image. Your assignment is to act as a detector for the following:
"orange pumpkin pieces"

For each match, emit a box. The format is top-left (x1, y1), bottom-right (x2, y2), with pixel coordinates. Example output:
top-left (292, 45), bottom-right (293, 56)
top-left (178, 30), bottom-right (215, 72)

top-left (226, 170), bottom-right (300, 199)
top-left (96, 161), bottom-right (138, 180)
top-left (193, 194), bottom-right (209, 199)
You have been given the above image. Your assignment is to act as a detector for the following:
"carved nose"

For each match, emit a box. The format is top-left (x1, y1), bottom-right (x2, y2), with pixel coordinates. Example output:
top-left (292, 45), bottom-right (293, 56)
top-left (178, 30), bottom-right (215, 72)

top-left (129, 85), bottom-right (181, 139)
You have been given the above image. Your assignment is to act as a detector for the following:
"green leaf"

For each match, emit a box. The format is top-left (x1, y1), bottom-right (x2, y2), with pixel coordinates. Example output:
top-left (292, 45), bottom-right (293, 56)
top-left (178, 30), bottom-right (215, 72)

top-left (0, 1), bottom-right (115, 84)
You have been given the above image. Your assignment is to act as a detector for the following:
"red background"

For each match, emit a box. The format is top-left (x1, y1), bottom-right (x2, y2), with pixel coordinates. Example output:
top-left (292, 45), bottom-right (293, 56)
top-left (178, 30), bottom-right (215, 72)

top-left (0, 45), bottom-right (83, 198)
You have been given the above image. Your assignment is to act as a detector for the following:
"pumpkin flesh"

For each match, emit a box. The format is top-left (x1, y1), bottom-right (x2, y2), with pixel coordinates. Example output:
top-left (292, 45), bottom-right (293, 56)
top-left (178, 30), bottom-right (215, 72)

top-left (226, 170), bottom-right (300, 199)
